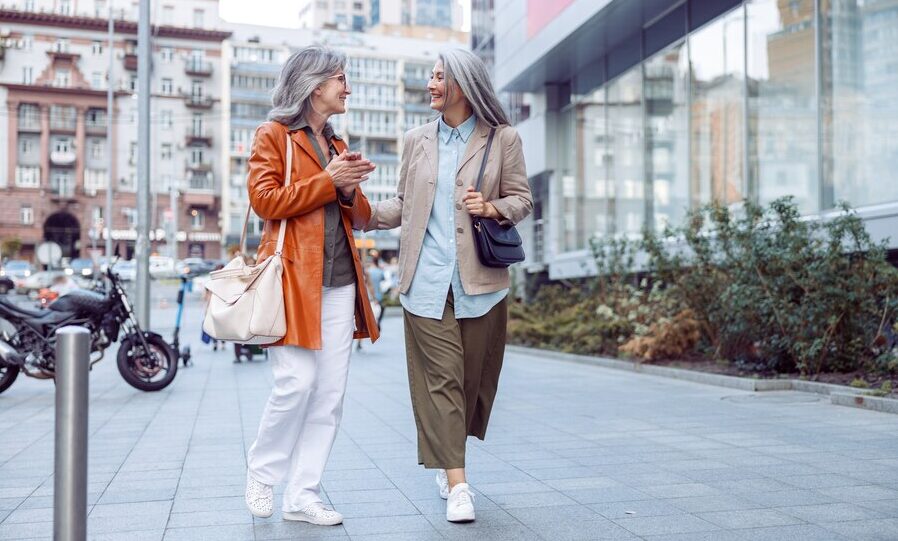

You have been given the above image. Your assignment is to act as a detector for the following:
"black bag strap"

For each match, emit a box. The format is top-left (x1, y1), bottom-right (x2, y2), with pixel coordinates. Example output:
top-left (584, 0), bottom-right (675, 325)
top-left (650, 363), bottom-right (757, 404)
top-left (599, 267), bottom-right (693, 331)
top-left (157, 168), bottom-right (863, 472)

top-left (474, 127), bottom-right (497, 193)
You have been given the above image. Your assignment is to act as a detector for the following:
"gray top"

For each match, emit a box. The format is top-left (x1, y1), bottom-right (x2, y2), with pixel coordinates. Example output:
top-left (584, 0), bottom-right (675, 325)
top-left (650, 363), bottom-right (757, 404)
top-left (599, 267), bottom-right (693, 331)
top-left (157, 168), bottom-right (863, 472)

top-left (288, 118), bottom-right (356, 288)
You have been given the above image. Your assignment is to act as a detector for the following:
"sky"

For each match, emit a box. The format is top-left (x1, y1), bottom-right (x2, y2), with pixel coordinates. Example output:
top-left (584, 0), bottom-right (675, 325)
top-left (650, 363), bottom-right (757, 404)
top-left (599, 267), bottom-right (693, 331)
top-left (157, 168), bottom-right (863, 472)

top-left (219, 0), bottom-right (471, 31)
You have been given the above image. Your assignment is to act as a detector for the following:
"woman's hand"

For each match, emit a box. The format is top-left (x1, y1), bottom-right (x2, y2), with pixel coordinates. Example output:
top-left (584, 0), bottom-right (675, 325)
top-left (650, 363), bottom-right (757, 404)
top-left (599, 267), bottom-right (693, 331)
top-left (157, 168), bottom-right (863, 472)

top-left (462, 186), bottom-right (500, 219)
top-left (326, 150), bottom-right (376, 198)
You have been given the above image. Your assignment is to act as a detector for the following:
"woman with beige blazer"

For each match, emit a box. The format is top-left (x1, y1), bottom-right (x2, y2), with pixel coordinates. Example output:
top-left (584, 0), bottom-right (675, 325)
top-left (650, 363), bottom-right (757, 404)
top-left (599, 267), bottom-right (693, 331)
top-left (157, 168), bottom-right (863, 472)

top-left (366, 48), bottom-right (532, 523)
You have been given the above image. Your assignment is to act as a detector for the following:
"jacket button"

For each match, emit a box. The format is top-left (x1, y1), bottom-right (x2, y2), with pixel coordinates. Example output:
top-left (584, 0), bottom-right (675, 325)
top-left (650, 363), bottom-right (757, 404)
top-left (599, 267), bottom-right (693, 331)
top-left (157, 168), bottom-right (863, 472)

top-left (456, 227), bottom-right (463, 234)
top-left (455, 203), bottom-right (462, 210)
top-left (456, 180), bottom-right (462, 186)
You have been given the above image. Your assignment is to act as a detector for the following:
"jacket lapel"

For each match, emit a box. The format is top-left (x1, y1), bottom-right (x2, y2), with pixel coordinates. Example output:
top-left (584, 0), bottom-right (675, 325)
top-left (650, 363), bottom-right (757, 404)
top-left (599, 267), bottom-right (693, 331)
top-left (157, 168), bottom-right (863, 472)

top-left (455, 120), bottom-right (489, 177)
top-left (290, 130), bottom-right (322, 169)
top-left (420, 121), bottom-right (438, 185)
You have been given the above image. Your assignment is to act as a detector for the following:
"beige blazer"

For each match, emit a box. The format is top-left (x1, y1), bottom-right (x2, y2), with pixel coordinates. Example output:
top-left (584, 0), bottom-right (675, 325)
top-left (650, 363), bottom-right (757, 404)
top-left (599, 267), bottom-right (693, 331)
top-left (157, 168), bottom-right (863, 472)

top-left (365, 118), bottom-right (533, 296)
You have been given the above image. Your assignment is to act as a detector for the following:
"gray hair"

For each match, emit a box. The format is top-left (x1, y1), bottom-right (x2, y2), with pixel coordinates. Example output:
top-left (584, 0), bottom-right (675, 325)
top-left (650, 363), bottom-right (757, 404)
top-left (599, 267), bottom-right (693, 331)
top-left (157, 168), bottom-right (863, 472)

top-left (268, 46), bottom-right (346, 126)
top-left (439, 48), bottom-right (509, 127)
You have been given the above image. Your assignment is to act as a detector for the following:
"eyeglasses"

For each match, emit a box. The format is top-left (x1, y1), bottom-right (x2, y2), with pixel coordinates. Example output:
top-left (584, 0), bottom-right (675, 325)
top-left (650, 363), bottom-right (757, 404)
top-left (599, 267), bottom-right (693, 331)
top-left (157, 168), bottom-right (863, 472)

top-left (327, 73), bottom-right (348, 89)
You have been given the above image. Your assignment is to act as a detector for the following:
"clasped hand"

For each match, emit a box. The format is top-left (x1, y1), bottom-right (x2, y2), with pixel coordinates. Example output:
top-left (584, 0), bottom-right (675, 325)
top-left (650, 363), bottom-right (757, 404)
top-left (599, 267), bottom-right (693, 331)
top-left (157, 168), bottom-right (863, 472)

top-left (326, 150), bottom-right (376, 198)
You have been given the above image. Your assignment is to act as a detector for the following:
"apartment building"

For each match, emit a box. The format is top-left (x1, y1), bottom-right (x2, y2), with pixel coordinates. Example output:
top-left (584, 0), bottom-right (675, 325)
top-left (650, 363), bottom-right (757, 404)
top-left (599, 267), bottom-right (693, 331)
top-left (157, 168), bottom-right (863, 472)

top-left (298, 0), bottom-right (464, 32)
top-left (0, 0), bottom-right (230, 261)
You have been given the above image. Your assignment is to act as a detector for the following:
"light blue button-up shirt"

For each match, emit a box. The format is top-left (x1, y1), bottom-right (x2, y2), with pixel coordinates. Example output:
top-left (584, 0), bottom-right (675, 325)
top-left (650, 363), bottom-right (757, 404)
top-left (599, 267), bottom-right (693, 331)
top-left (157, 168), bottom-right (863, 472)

top-left (401, 115), bottom-right (508, 320)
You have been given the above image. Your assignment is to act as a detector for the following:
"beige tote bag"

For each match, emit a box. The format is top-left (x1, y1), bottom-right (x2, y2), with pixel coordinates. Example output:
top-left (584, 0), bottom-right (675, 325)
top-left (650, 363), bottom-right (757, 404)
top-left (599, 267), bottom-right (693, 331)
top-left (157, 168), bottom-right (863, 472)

top-left (202, 134), bottom-right (292, 344)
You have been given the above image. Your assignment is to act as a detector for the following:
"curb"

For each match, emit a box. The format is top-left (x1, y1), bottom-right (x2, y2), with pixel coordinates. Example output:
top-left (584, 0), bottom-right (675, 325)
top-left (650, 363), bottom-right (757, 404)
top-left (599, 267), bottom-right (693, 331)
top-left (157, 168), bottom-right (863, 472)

top-left (506, 345), bottom-right (898, 415)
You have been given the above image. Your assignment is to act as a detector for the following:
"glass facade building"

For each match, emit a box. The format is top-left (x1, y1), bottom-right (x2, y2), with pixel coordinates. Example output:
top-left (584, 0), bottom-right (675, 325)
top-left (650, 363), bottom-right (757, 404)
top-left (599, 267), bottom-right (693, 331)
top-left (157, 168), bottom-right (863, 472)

top-left (493, 0), bottom-right (898, 279)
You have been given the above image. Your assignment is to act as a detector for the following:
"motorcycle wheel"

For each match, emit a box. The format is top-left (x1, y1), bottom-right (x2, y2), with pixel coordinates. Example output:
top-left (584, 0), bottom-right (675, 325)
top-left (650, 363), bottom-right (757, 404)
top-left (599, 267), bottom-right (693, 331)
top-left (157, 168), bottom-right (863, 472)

top-left (0, 365), bottom-right (18, 394)
top-left (117, 332), bottom-right (178, 392)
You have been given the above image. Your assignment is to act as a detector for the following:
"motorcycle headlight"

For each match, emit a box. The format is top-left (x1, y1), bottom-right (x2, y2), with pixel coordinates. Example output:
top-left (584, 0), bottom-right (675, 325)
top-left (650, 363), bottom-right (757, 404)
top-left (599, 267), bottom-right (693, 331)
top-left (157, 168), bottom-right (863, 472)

top-left (82, 269), bottom-right (92, 276)
top-left (64, 268), bottom-right (73, 276)
top-left (23, 270), bottom-right (31, 277)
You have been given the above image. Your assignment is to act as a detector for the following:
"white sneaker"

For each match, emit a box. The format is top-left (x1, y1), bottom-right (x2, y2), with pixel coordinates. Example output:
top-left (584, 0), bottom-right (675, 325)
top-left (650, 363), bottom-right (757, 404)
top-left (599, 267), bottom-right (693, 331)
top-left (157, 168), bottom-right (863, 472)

top-left (283, 502), bottom-right (344, 526)
top-left (446, 483), bottom-right (475, 523)
top-left (244, 472), bottom-right (273, 518)
top-left (436, 469), bottom-right (449, 499)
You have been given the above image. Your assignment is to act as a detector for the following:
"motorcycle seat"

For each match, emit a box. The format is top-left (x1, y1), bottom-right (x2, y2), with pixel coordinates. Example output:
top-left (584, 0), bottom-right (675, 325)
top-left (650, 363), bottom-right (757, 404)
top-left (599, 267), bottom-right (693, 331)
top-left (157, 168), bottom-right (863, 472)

top-left (0, 297), bottom-right (49, 319)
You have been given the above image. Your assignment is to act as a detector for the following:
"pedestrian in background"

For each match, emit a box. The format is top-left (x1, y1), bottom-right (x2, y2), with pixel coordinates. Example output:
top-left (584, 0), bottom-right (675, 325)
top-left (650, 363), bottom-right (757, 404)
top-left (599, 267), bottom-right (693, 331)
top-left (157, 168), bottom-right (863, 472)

top-left (365, 48), bottom-right (532, 523)
top-left (243, 45), bottom-right (379, 526)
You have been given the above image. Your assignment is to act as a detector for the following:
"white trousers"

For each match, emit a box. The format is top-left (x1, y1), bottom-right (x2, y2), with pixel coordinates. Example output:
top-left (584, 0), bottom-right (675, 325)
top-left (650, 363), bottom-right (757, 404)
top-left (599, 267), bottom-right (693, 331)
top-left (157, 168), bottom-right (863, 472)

top-left (247, 284), bottom-right (356, 511)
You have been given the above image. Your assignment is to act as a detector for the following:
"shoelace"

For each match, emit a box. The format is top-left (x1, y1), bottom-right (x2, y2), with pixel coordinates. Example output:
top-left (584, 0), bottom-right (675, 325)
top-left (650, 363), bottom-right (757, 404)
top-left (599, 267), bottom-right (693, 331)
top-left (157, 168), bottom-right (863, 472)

top-left (302, 504), bottom-right (338, 518)
top-left (453, 488), bottom-right (474, 506)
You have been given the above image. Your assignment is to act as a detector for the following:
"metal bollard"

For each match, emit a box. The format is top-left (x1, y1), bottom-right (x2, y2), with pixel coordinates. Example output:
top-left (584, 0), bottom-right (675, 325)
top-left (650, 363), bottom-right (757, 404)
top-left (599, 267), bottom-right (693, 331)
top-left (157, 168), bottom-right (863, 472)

top-left (54, 326), bottom-right (90, 541)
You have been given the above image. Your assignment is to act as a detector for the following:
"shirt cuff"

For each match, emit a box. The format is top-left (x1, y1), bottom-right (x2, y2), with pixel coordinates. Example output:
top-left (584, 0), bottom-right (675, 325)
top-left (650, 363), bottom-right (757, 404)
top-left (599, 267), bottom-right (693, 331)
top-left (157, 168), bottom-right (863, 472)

top-left (338, 189), bottom-right (356, 207)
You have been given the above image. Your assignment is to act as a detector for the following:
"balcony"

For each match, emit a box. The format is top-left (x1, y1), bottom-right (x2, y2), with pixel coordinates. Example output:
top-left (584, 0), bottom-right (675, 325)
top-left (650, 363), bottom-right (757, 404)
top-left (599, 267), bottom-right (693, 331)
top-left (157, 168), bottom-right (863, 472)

top-left (123, 52), bottom-right (137, 71)
top-left (50, 150), bottom-right (77, 166)
top-left (183, 173), bottom-right (216, 208)
top-left (185, 131), bottom-right (213, 146)
top-left (85, 120), bottom-right (107, 135)
top-left (185, 59), bottom-right (213, 77)
top-left (18, 118), bottom-right (41, 133)
top-left (184, 94), bottom-right (214, 109)
top-left (186, 160), bottom-right (213, 173)
top-left (403, 76), bottom-right (429, 89)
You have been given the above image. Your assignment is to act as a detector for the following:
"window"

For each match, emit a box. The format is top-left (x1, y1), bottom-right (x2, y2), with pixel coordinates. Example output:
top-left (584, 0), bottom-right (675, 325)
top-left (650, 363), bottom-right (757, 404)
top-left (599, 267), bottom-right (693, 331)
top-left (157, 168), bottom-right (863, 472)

top-left (644, 41), bottom-right (690, 232)
top-left (162, 5), bottom-right (174, 25)
top-left (22, 66), bottom-right (33, 85)
top-left (129, 75), bottom-right (137, 92)
top-left (91, 71), bottom-right (103, 89)
top-left (823, 0), bottom-right (898, 207)
top-left (15, 166), bottom-right (40, 187)
top-left (191, 80), bottom-right (204, 98)
top-left (190, 209), bottom-right (205, 229)
top-left (161, 143), bottom-right (172, 160)
top-left (129, 142), bottom-right (138, 165)
top-left (50, 105), bottom-right (76, 130)
top-left (190, 146), bottom-right (205, 165)
top-left (95, 0), bottom-right (107, 16)
top-left (58, 0), bottom-right (71, 15)
top-left (51, 169), bottom-right (74, 196)
top-left (18, 104), bottom-right (39, 129)
top-left (21, 34), bottom-right (33, 51)
top-left (748, 0), bottom-right (817, 213)
top-left (86, 108), bottom-right (106, 127)
top-left (123, 208), bottom-right (137, 228)
top-left (53, 39), bottom-right (69, 53)
top-left (54, 138), bottom-right (72, 154)
top-left (53, 69), bottom-right (71, 88)
top-left (161, 78), bottom-right (173, 95)
top-left (192, 113), bottom-right (204, 135)
top-left (20, 206), bottom-right (34, 226)
top-left (90, 139), bottom-right (104, 160)
top-left (160, 110), bottom-right (172, 130)
top-left (193, 8), bottom-right (205, 28)
top-left (91, 41), bottom-right (103, 55)
top-left (160, 47), bottom-right (174, 63)
top-left (24, 0), bottom-right (35, 11)
top-left (689, 8), bottom-right (745, 207)
top-left (20, 138), bottom-right (33, 155)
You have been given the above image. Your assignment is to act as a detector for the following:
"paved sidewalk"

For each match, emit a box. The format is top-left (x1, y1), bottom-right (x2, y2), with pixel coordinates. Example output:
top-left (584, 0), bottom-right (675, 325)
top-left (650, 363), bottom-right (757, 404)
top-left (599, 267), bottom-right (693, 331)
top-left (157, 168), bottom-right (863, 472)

top-left (1, 289), bottom-right (898, 540)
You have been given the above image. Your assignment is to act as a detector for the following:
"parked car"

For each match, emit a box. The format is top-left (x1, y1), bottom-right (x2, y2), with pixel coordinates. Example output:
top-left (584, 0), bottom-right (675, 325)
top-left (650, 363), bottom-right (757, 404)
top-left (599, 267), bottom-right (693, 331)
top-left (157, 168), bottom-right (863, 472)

top-left (178, 258), bottom-right (214, 276)
top-left (111, 259), bottom-right (137, 281)
top-left (149, 256), bottom-right (176, 279)
top-left (66, 258), bottom-right (96, 278)
top-left (1, 260), bottom-right (35, 293)
top-left (18, 270), bottom-right (83, 297)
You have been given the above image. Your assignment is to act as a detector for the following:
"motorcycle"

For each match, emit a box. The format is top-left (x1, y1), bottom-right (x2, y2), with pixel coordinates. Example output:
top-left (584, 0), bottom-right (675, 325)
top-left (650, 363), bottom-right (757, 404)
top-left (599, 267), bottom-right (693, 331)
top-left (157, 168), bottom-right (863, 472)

top-left (0, 262), bottom-right (178, 394)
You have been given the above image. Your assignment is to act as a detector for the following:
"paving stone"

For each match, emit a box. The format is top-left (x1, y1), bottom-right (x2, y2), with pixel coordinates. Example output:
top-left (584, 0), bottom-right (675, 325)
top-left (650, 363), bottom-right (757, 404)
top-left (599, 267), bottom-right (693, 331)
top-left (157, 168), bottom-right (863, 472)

top-left (2, 294), bottom-right (898, 541)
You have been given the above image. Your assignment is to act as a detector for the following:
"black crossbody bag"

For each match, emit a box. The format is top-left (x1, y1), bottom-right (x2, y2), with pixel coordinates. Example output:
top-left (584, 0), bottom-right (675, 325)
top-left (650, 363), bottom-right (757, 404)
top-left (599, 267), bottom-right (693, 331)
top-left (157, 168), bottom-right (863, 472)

top-left (470, 127), bottom-right (525, 268)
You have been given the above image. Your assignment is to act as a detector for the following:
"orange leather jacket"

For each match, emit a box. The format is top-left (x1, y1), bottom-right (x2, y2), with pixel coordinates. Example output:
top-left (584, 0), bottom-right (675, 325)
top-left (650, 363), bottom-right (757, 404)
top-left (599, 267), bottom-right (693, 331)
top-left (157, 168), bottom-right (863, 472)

top-left (247, 120), bottom-right (380, 349)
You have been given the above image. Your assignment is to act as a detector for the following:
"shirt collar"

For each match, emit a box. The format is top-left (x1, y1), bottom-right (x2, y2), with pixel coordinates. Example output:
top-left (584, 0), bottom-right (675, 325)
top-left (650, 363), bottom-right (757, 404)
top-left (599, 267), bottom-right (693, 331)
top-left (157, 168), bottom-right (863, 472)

top-left (286, 117), bottom-right (343, 141)
top-left (438, 114), bottom-right (476, 144)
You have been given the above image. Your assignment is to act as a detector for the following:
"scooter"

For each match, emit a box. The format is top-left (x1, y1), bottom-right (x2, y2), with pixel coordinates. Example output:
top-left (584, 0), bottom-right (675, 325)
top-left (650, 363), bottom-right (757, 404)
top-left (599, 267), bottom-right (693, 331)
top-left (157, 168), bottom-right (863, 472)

top-left (171, 273), bottom-right (192, 367)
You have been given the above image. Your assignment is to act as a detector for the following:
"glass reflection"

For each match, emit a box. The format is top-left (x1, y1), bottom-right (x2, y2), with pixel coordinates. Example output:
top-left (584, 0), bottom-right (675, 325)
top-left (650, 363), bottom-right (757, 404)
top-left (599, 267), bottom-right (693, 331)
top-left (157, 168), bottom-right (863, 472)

top-left (689, 8), bottom-right (746, 208)
top-left (607, 67), bottom-right (645, 236)
top-left (645, 41), bottom-right (690, 232)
